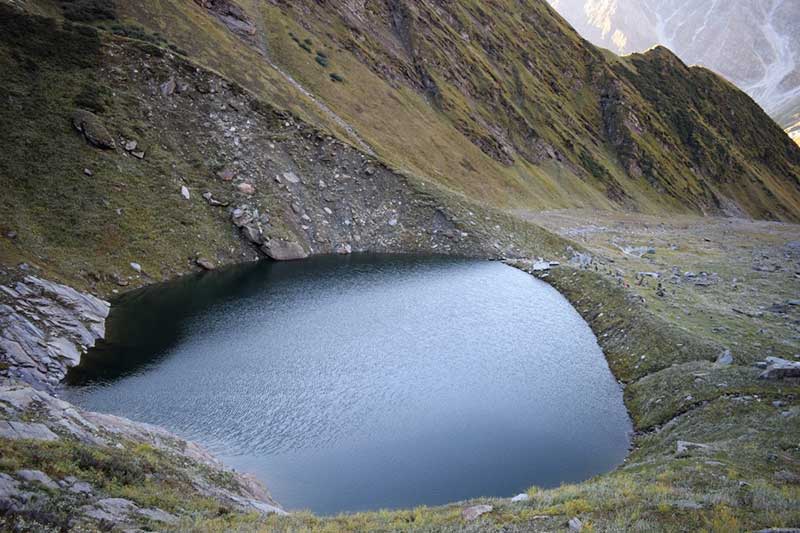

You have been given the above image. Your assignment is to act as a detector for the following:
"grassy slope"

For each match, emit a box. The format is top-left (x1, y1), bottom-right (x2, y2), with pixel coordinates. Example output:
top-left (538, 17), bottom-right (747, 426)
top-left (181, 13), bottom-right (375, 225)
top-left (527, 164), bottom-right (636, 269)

top-left (107, 0), bottom-right (800, 222)
top-left (258, 0), bottom-right (800, 220)
top-left (0, 8), bottom-right (259, 289)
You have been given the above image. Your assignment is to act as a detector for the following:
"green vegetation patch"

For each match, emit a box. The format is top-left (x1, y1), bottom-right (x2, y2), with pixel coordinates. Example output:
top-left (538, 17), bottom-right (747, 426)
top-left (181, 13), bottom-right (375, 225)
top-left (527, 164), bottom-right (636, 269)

top-left (59, 0), bottom-right (117, 22)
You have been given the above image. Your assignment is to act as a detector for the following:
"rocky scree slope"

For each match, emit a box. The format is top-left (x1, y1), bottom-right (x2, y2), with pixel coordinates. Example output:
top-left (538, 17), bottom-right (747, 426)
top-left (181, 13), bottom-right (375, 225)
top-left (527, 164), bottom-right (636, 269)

top-left (0, 4), bottom-right (564, 296)
top-left (98, 0), bottom-right (800, 221)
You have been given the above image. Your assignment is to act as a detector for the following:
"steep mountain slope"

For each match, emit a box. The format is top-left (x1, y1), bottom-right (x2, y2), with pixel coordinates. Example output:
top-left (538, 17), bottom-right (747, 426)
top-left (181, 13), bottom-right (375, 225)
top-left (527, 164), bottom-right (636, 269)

top-left (548, 0), bottom-right (800, 130)
top-left (33, 0), bottom-right (799, 222)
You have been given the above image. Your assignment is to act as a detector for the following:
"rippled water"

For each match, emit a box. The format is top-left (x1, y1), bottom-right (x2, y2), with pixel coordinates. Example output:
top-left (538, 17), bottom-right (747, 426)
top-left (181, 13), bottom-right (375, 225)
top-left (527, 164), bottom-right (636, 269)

top-left (64, 255), bottom-right (631, 514)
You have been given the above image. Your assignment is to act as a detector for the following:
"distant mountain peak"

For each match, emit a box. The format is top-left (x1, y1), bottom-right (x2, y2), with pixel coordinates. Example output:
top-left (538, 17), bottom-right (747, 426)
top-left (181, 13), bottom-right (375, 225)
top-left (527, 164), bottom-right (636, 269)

top-left (549, 0), bottom-right (800, 128)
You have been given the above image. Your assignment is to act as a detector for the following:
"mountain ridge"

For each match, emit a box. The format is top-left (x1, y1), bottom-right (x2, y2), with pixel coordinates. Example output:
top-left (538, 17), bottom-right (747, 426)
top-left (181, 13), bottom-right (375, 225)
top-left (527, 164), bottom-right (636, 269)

top-left (548, 0), bottom-right (800, 131)
top-left (102, 0), bottom-right (800, 222)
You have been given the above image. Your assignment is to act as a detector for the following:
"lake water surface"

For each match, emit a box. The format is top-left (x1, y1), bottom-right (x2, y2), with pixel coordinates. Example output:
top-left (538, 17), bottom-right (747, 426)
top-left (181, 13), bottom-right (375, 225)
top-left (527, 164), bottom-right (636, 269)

top-left (64, 255), bottom-right (631, 514)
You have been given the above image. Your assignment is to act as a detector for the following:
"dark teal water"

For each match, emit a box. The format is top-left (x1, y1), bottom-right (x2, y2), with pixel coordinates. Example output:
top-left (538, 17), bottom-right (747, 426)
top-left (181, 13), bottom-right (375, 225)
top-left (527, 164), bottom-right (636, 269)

top-left (64, 255), bottom-right (631, 514)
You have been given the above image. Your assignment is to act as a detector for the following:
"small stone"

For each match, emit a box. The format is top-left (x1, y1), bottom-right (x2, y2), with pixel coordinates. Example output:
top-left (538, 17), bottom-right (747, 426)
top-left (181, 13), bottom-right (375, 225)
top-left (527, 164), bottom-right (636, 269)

top-left (124, 140), bottom-right (138, 152)
top-left (568, 517), bottom-right (583, 531)
top-left (130, 262), bottom-right (142, 273)
top-left (324, 207), bottom-right (333, 215)
top-left (388, 218), bottom-right (398, 227)
top-left (716, 349), bottom-right (733, 365)
top-left (676, 440), bottom-right (710, 457)
top-left (160, 78), bottom-right (176, 96)
top-left (511, 493), bottom-right (529, 502)
top-left (237, 183), bottom-right (255, 195)
top-left (83, 168), bottom-right (93, 176)
top-left (462, 504), bottom-right (492, 521)
top-left (202, 192), bottom-right (228, 207)
top-left (131, 151), bottom-right (145, 160)
top-left (283, 172), bottom-right (300, 184)
top-left (532, 260), bottom-right (551, 272)
top-left (195, 258), bottom-right (215, 271)
top-left (218, 168), bottom-right (236, 181)
top-left (180, 186), bottom-right (190, 200)
top-left (6, 231), bottom-right (16, 239)
top-left (335, 243), bottom-right (352, 255)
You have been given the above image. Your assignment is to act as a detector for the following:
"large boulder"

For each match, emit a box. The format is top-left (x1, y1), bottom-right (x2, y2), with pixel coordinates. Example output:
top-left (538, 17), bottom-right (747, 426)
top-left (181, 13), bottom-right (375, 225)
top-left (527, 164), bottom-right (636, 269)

top-left (261, 240), bottom-right (308, 261)
top-left (71, 110), bottom-right (115, 149)
top-left (759, 358), bottom-right (800, 380)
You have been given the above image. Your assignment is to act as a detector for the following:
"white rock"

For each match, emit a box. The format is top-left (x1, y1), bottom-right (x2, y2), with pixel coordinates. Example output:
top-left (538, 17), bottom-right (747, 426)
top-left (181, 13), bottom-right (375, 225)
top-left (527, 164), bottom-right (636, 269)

top-left (532, 260), bottom-right (551, 272)
top-left (130, 262), bottom-right (142, 273)
top-left (511, 493), bottom-right (529, 502)
top-left (716, 349), bottom-right (733, 365)
top-left (237, 183), bottom-right (255, 195)
top-left (283, 172), bottom-right (300, 184)
top-left (180, 186), bottom-right (190, 200)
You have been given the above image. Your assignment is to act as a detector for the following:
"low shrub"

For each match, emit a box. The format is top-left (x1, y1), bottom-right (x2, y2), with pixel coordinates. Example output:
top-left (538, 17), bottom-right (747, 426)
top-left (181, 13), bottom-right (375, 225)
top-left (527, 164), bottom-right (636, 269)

top-left (59, 0), bottom-right (117, 22)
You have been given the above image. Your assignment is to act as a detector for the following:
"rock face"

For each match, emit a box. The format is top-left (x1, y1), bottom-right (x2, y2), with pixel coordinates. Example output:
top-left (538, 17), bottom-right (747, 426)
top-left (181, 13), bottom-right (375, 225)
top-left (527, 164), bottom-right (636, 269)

top-left (0, 276), bottom-right (109, 390)
top-left (0, 272), bottom-right (287, 529)
top-left (547, 0), bottom-right (800, 127)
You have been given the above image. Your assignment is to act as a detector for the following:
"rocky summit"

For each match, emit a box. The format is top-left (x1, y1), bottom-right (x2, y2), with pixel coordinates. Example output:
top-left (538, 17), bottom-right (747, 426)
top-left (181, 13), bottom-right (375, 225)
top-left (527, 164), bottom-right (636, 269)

top-left (0, 0), bottom-right (799, 531)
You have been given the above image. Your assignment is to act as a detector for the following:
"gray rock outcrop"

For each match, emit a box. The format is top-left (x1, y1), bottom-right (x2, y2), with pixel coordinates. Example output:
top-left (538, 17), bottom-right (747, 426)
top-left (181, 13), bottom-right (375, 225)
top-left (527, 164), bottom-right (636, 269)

top-left (0, 276), bottom-right (109, 390)
top-left (0, 379), bottom-right (286, 526)
top-left (758, 357), bottom-right (800, 380)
